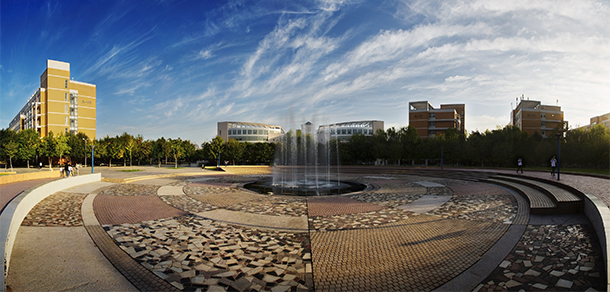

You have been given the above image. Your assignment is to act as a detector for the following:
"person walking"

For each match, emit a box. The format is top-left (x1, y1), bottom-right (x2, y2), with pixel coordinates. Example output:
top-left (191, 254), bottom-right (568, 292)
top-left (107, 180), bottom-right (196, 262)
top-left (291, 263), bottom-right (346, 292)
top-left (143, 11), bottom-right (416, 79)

top-left (550, 156), bottom-right (557, 177)
top-left (39, 162), bottom-right (42, 170)
top-left (516, 158), bottom-right (523, 173)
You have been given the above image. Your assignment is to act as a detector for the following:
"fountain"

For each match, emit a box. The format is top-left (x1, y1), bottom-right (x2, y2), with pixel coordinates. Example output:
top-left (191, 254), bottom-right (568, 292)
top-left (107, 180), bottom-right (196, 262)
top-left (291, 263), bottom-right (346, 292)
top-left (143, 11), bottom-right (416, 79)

top-left (244, 112), bottom-right (366, 196)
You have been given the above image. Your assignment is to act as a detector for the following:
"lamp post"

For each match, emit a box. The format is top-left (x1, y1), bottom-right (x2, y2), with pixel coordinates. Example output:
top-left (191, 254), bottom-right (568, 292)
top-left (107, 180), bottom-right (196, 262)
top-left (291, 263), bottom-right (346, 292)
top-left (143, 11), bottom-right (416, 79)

top-left (556, 133), bottom-right (561, 181)
top-left (441, 146), bottom-right (444, 170)
top-left (217, 151), bottom-right (222, 169)
top-left (91, 144), bottom-right (95, 174)
top-left (83, 138), bottom-right (87, 168)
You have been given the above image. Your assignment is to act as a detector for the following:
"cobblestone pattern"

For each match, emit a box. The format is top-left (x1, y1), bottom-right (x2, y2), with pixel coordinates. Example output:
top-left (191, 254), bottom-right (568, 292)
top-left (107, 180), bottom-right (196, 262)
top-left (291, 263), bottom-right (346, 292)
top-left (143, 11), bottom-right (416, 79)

top-left (98, 184), bottom-right (160, 196)
top-left (21, 192), bottom-right (87, 227)
top-left (476, 224), bottom-right (605, 291)
top-left (160, 195), bottom-right (219, 213)
top-left (429, 184), bottom-right (518, 223)
top-left (94, 194), bottom-right (188, 225)
top-left (105, 215), bottom-right (313, 291)
top-left (308, 209), bottom-right (413, 232)
top-left (349, 189), bottom-right (426, 207)
top-left (311, 214), bottom-right (509, 291)
top-left (85, 223), bottom-right (180, 292)
top-left (184, 185), bottom-right (261, 208)
top-left (228, 196), bottom-right (308, 217)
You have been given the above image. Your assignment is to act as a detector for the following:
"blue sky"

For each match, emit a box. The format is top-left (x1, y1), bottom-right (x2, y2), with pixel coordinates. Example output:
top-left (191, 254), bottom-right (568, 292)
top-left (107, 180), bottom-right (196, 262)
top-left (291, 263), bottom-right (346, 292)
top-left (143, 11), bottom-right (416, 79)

top-left (2, 0), bottom-right (609, 145)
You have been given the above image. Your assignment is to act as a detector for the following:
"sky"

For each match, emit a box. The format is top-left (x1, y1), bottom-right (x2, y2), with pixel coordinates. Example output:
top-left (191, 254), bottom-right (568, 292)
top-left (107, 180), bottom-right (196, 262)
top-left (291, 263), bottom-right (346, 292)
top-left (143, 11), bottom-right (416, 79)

top-left (1, 0), bottom-right (609, 145)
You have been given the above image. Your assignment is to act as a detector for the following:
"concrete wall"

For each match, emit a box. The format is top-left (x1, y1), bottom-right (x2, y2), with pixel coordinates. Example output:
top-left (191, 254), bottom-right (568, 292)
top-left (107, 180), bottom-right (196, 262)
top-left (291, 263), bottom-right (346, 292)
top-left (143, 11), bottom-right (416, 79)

top-left (0, 171), bottom-right (59, 185)
top-left (0, 173), bottom-right (101, 290)
top-left (583, 194), bottom-right (610, 291)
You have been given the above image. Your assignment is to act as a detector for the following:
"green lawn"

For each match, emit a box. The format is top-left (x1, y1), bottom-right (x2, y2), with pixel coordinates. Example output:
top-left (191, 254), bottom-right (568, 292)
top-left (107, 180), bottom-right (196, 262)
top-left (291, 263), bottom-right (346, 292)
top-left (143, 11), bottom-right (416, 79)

top-left (119, 169), bottom-right (143, 172)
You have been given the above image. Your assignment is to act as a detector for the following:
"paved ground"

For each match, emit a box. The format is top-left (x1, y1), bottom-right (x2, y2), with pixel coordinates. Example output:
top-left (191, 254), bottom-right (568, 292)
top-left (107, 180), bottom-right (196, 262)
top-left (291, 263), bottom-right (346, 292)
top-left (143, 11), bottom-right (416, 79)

top-left (3, 166), bottom-right (608, 291)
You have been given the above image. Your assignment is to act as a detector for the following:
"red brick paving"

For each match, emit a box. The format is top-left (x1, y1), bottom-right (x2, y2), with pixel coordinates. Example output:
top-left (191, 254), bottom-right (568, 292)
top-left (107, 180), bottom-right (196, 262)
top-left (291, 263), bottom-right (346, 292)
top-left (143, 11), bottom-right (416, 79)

top-left (93, 194), bottom-right (188, 225)
top-left (0, 178), bottom-right (57, 212)
top-left (307, 196), bottom-right (386, 217)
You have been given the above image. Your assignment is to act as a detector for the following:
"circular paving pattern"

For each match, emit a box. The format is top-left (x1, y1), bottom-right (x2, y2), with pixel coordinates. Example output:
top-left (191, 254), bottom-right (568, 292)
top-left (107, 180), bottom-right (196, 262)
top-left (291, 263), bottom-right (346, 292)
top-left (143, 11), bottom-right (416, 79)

top-left (17, 171), bottom-right (607, 292)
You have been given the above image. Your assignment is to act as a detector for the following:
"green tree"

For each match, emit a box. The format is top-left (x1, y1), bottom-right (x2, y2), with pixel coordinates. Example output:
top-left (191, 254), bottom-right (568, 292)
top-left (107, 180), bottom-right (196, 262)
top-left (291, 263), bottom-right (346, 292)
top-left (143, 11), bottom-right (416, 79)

top-left (207, 136), bottom-right (225, 167)
top-left (169, 138), bottom-right (184, 168)
top-left (181, 140), bottom-right (197, 166)
top-left (119, 132), bottom-right (135, 167)
top-left (0, 129), bottom-right (17, 169)
top-left (40, 132), bottom-right (58, 170)
top-left (17, 129), bottom-right (40, 168)
top-left (4, 140), bottom-right (19, 171)
top-left (224, 139), bottom-right (245, 165)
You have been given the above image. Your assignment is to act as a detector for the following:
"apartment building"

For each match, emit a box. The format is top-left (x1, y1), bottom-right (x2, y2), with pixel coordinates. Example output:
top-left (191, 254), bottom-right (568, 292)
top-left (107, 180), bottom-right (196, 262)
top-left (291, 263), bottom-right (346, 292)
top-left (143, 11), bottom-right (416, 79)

top-left (408, 101), bottom-right (465, 138)
top-left (510, 97), bottom-right (564, 137)
top-left (9, 60), bottom-right (96, 139)
top-left (587, 112), bottom-right (610, 131)
top-left (317, 120), bottom-right (384, 142)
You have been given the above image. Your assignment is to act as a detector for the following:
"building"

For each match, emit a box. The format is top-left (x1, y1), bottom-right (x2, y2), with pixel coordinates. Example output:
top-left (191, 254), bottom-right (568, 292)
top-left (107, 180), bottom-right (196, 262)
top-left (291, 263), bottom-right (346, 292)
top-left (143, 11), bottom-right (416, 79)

top-left (9, 60), bottom-right (96, 139)
top-left (585, 112), bottom-right (610, 131)
top-left (510, 97), bottom-right (565, 137)
top-left (408, 101), bottom-right (465, 138)
top-left (317, 120), bottom-right (384, 142)
top-left (217, 121), bottom-right (285, 143)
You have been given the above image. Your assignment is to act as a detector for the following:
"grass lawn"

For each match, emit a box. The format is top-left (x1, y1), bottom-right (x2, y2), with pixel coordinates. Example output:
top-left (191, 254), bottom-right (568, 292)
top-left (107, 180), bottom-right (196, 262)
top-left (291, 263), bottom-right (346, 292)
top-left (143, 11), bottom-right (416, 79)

top-left (119, 169), bottom-right (143, 172)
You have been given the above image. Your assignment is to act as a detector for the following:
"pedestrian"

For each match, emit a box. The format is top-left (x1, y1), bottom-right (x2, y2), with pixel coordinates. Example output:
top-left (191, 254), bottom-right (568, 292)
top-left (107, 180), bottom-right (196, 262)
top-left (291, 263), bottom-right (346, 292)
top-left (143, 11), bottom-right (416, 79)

top-left (75, 163), bottom-right (80, 176)
top-left (59, 164), bottom-right (65, 178)
top-left (516, 158), bottom-right (523, 173)
top-left (39, 162), bottom-right (42, 170)
top-left (68, 164), bottom-right (73, 177)
top-left (550, 156), bottom-right (557, 177)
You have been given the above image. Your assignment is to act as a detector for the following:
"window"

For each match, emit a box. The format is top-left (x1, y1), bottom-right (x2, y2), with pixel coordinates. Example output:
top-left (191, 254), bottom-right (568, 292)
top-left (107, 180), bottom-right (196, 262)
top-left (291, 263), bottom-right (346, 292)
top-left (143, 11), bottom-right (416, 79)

top-left (248, 130), bottom-right (252, 134)
top-left (237, 130), bottom-right (241, 135)
top-left (429, 121), bottom-right (435, 127)
top-left (253, 129), bottom-right (257, 134)
top-left (65, 128), bottom-right (68, 133)
top-left (541, 113), bottom-right (546, 119)
top-left (430, 113), bottom-right (436, 119)
top-left (65, 116), bottom-right (68, 125)
top-left (65, 105), bottom-right (68, 113)
top-left (65, 93), bottom-right (68, 101)
top-left (65, 80), bottom-right (68, 88)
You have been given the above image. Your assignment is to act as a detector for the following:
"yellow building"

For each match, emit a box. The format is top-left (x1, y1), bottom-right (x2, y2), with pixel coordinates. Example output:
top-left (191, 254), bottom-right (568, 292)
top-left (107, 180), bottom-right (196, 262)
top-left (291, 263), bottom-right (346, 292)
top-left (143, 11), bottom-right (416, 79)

top-left (409, 101), bottom-right (465, 138)
top-left (510, 96), bottom-right (565, 137)
top-left (9, 60), bottom-right (96, 139)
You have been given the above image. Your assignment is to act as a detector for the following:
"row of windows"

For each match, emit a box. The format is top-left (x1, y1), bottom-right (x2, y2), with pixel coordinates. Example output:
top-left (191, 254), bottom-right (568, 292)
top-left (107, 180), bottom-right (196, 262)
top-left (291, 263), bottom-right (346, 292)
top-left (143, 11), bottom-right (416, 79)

top-left (320, 128), bottom-right (373, 135)
top-left (231, 136), bottom-right (269, 142)
top-left (229, 129), bottom-right (270, 135)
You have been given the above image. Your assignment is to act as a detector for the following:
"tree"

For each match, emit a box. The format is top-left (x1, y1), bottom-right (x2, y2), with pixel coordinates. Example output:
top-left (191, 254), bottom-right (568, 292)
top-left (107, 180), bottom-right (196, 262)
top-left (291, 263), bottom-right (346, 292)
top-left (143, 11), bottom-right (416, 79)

top-left (207, 136), bottom-right (224, 167)
top-left (169, 138), bottom-right (184, 168)
top-left (181, 140), bottom-right (197, 166)
top-left (152, 138), bottom-right (168, 167)
top-left (40, 132), bottom-right (58, 170)
top-left (17, 129), bottom-right (40, 169)
top-left (4, 140), bottom-right (18, 171)
top-left (224, 139), bottom-right (245, 165)
top-left (119, 132), bottom-right (135, 167)
top-left (0, 129), bottom-right (17, 169)
top-left (134, 136), bottom-right (151, 166)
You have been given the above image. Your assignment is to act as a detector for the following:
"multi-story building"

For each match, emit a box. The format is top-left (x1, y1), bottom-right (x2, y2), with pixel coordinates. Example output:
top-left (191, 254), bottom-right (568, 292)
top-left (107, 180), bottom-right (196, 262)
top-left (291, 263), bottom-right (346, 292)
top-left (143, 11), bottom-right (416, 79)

top-left (9, 60), bottom-right (96, 139)
top-left (510, 97), bottom-right (565, 137)
top-left (317, 120), bottom-right (384, 142)
top-left (408, 101), bottom-right (465, 138)
top-left (217, 121), bottom-right (285, 142)
top-left (586, 112), bottom-right (610, 131)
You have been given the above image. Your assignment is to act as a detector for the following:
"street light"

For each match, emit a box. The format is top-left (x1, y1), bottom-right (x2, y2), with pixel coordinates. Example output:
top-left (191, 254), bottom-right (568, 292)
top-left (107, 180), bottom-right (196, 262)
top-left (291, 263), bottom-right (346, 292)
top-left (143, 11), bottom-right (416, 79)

top-left (91, 144), bottom-right (95, 174)
top-left (556, 133), bottom-right (561, 181)
top-left (82, 138), bottom-right (87, 168)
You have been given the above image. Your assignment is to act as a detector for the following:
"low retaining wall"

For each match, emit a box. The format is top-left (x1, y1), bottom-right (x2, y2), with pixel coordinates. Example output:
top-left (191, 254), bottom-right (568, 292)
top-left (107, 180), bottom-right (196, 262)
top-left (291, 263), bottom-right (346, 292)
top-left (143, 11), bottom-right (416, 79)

top-left (0, 173), bottom-right (101, 291)
top-left (583, 194), bottom-right (610, 291)
top-left (0, 171), bottom-right (59, 185)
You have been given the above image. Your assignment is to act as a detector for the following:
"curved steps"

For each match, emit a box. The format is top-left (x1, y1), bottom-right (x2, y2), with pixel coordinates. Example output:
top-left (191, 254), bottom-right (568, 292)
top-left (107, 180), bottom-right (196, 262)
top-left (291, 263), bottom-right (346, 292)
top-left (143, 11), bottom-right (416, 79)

top-left (486, 175), bottom-right (583, 214)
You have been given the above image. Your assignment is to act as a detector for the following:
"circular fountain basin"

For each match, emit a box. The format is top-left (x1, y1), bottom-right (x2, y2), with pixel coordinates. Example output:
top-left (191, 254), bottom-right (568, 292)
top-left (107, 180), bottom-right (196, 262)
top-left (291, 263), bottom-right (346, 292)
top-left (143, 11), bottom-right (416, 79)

top-left (244, 179), bottom-right (367, 196)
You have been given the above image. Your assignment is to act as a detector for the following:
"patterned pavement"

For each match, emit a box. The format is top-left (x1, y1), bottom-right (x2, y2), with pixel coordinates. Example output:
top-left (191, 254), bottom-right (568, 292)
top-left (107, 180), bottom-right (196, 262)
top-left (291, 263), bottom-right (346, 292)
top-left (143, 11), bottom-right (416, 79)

top-left (8, 168), bottom-right (608, 291)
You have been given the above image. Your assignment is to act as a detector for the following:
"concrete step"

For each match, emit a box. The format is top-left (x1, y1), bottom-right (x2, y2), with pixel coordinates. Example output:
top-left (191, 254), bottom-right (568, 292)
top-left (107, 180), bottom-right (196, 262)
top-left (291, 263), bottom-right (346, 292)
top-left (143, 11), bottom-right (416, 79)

top-left (485, 178), bottom-right (557, 214)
